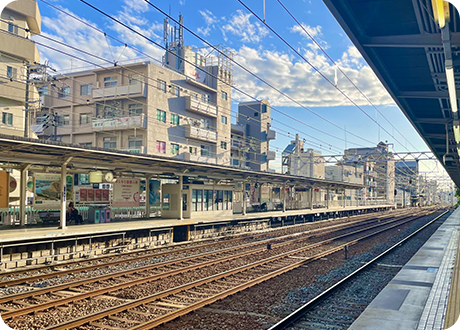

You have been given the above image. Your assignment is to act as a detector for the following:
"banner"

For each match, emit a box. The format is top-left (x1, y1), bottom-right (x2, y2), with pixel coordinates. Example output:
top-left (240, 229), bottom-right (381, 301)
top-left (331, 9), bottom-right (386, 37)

top-left (113, 178), bottom-right (140, 207)
top-left (34, 173), bottom-right (72, 209)
top-left (0, 171), bottom-right (9, 209)
top-left (140, 179), bottom-right (161, 206)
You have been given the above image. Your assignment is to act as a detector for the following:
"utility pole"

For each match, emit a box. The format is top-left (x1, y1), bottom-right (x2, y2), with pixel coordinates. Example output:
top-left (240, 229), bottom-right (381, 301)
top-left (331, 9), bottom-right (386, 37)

top-left (24, 62), bottom-right (30, 138)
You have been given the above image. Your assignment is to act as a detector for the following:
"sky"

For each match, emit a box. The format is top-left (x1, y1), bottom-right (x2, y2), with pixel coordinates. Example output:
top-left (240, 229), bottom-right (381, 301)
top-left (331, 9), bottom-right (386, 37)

top-left (31, 0), bottom-right (452, 186)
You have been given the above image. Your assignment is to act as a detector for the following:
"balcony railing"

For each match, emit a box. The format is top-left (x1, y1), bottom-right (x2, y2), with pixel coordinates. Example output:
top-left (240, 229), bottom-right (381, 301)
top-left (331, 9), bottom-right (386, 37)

top-left (118, 146), bottom-right (146, 154)
top-left (92, 114), bottom-right (147, 131)
top-left (268, 129), bottom-right (276, 140)
top-left (267, 150), bottom-right (276, 161)
top-left (185, 124), bottom-right (217, 143)
top-left (92, 83), bottom-right (145, 99)
top-left (185, 96), bottom-right (217, 117)
top-left (184, 152), bottom-right (217, 164)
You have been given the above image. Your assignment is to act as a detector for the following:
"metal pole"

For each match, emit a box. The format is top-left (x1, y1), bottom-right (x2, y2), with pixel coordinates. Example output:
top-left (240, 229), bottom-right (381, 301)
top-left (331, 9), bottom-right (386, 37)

top-left (145, 175), bottom-right (151, 218)
top-left (19, 165), bottom-right (30, 227)
top-left (59, 163), bottom-right (67, 229)
top-left (24, 62), bottom-right (30, 138)
top-left (179, 174), bottom-right (183, 220)
top-left (242, 182), bottom-right (247, 216)
top-left (282, 183), bottom-right (286, 212)
top-left (310, 187), bottom-right (314, 210)
top-left (326, 188), bottom-right (330, 209)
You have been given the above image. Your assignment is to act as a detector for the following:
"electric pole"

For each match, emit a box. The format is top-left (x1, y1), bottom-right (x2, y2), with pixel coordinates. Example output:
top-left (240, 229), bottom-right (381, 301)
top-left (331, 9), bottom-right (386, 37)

top-left (24, 62), bottom-right (30, 138)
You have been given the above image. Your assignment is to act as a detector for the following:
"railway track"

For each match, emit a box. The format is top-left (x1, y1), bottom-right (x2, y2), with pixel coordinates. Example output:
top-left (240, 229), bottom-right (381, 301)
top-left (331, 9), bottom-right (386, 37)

top-left (1, 209), bottom-right (437, 330)
top-left (268, 209), bottom-right (449, 330)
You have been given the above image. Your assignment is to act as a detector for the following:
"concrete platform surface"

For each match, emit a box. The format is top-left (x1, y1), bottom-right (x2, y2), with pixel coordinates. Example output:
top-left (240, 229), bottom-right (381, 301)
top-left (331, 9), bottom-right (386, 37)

top-left (0, 204), bottom-right (393, 244)
top-left (349, 208), bottom-right (460, 330)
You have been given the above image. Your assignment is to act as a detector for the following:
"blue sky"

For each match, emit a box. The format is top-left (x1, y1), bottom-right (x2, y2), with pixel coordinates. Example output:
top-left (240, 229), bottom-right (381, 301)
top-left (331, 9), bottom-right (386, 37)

top-left (33, 0), bottom-right (448, 180)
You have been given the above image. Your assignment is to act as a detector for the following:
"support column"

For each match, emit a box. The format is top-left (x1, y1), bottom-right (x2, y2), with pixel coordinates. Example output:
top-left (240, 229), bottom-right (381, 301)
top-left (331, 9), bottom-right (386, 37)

top-left (19, 165), bottom-right (30, 227)
top-left (59, 164), bottom-right (67, 229)
top-left (282, 184), bottom-right (286, 212)
top-left (178, 174), bottom-right (183, 220)
top-left (342, 190), bottom-right (346, 208)
top-left (146, 175), bottom-right (152, 218)
top-left (326, 188), bottom-right (330, 209)
top-left (310, 187), bottom-right (314, 210)
top-left (242, 182), bottom-right (247, 216)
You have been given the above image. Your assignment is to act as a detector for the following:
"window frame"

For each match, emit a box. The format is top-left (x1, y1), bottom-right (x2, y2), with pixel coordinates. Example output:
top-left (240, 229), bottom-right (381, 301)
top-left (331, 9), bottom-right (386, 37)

top-left (156, 140), bottom-right (166, 153)
top-left (221, 115), bottom-right (227, 124)
top-left (156, 109), bottom-right (166, 123)
top-left (2, 112), bottom-right (13, 126)
top-left (170, 113), bottom-right (180, 125)
top-left (171, 143), bottom-right (179, 155)
top-left (158, 80), bottom-right (166, 93)
top-left (80, 84), bottom-right (93, 96)
top-left (103, 76), bottom-right (118, 88)
top-left (103, 137), bottom-right (117, 149)
top-left (221, 141), bottom-right (227, 150)
top-left (221, 91), bottom-right (228, 100)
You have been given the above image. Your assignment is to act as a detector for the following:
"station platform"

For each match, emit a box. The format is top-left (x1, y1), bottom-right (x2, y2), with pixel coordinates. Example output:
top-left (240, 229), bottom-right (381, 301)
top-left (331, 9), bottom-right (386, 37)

top-left (0, 204), bottom-right (393, 244)
top-left (349, 208), bottom-right (460, 330)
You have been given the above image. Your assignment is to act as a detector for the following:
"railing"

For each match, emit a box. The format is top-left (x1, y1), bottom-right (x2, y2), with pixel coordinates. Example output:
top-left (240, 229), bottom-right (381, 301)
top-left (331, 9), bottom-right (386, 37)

top-left (185, 124), bottom-right (217, 142)
top-left (92, 114), bottom-right (146, 131)
top-left (92, 83), bottom-right (145, 99)
top-left (184, 152), bottom-right (217, 164)
top-left (185, 96), bottom-right (217, 117)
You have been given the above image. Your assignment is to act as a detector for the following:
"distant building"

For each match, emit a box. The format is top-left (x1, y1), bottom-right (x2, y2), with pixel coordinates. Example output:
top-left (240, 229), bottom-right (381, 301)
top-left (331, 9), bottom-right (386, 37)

top-left (282, 134), bottom-right (325, 178)
top-left (0, 0), bottom-right (41, 137)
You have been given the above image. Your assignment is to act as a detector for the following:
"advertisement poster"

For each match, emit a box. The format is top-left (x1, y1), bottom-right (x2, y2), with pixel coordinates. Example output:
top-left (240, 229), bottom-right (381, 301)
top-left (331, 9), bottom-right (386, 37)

top-left (80, 189), bottom-right (87, 202)
top-left (113, 178), bottom-right (140, 207)
top-left (261, 186), bottom-right (270, 203)
top-left (95, 189), bottom-right (102, 202)
top-left (87, 189), bottom-right (94, 202)
top-left (102, 189), bottom-right (109, 202)
top-left (140, 179), bottom-right (160, 206)
top-left (34, 173), bottom-right (61, 208)
top-left (0, 171), bottom-right (9, 210)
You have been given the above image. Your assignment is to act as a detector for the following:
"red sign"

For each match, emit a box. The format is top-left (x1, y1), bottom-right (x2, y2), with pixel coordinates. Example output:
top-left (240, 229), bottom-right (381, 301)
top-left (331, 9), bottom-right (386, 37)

top-left (87, 189), bottom-right (94, 202)
top-left (80, 189), bottom-right (87, 202)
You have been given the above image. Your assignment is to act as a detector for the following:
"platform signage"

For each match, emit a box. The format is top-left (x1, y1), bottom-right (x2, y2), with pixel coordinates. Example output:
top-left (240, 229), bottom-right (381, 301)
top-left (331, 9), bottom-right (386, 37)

top-left (113, 178), bottom-right (140, 207)
top-left (0, 171), bottom-right (9, 210)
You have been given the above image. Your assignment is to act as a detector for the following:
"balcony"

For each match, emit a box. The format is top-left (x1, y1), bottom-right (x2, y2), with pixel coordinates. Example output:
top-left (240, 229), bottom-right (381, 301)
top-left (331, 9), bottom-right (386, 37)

top-left (268, 129), bottom-right (276, 140)
top-left (231, 138), bottom-right (245, 149)
top-left (6, 0), bottom-right (41, 35)
top-left (185, 96), bottom-right (217, 117)
top-left (185, 124), bottom-right (217, 143)
top-left (92, 83), bottom-right (145, 99)
top-left (267, 150), bottom-right (276, 161)
top-left (184, 152), bottom-right (217, 164)
top-left (118, 146), bottom-right (146, 154)
top-left (0, 32), bottom-right (39, 62)
top-left (92, 114), bottom-right (147, 131)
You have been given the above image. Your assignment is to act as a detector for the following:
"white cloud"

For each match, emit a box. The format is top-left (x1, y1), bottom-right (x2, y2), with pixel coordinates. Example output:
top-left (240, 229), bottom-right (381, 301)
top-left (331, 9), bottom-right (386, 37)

top-left (290, 23), bottom-right (322, 39)
top-left (231, 44), bottom-right (393, 108)
top-left (221, 10), bottom-right (268, 43)
top-left (123, 0), bottom-right (149, 13)
top-left (197, 10), bottom-right (218, 37)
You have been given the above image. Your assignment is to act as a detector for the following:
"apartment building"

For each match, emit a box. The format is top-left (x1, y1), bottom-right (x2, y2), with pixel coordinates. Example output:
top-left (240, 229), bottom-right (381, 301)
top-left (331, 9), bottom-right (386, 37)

top-left (344, 142), bottom-right (395, 204)
top-left (230, 100), bottom-right (276, 172)
top-left (282, 134), bottom-right (325, 178)
top-left (34, 42), bottom-right (233, 165)
top-left (325, 164), bottom-right (364, 204)
top-left (0, 0), bottom-right (41, 137)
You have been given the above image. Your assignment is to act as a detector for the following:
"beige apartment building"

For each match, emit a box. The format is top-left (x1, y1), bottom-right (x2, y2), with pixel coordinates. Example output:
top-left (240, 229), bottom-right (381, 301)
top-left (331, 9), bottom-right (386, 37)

top-left (35, 43), bottom-right (233, 165)
top-left (0, 0), bottom-right (41, 137)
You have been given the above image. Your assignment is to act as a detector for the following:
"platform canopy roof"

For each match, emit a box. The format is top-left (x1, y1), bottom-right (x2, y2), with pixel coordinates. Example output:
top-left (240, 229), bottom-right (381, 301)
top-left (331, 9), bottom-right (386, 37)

top-left (323, 0), bottom-right (460, 186)
top-left (0, 135), bottom-right (363, 190)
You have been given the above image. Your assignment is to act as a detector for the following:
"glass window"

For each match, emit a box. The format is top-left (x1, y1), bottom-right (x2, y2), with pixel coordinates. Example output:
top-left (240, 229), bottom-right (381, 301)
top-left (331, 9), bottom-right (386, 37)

top-left (192, 189), bottom-right (197, 212)
top-left (80, 113), bottom-right (92, 124)
top-left (6, 66), bottom-right (17, 79)
top-left (58, 87), bottom-right (70, 98)
top-left (172, 86), bottom-right (180, 97)
top-left (156, 109), bottom-right (166, 123)
top-left (8, 23), bottom-right (18, 35)
top-left (170, 113), bottom-right (179, 125)
top-left (156, 141), bottom-right (166, 153)
top-left (128, 74), bottom-right (141, 85)
top-left (205, 190), bottom-right (213, 211)
top-left (221, 115), bottom-right (227, 124)
top-left (221, 141), bottom-right (227, 150)
top-left (171, 143), bottom-right (179, 155)
top-left (103, 137), bottom-right (116, 149)
top-left (197, 189), bottom-right (203, 211)
top-left (158, 80), bottom-right (166, 93)
top-left (254, 112), bottom-right (259, 117)
top-left (163, 193), bottom-right (170, 210)
top-left (189, 146), bottom-right (197, 155)
top-left (129, 104), bottom-right (143, 116)
top-left (129, 135), bottom-right (142, 149)
top-left (2, 113), bottom-right (13, 125)
top-left (262, 104), bottom-right (268, 113)
top-left (221, 91), bottom-right (227, 100)
top-left (61, 115), bottom-right (70, 126)
top-left (201, 93), bottom-right (211, 103)
top-left (104, 76), bottom-right (117, 88)
top-left (192, 93), bottom-right (198, 100)
top-left (223, 190), bottom-right (229, 210)
top-left (217, 190), bottom-right (223, 210)
top-left (39, 86), bottom-right (49, 95)
top-left (201, 145), bottom-right (210, 157)
top-left (80, 84), bottom-right (93, 96)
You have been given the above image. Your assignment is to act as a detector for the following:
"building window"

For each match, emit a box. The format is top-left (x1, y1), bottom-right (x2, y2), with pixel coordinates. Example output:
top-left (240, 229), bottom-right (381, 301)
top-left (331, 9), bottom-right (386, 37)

top-left (158, 80), bottom-right (166, 93)
top-left (6, 66), bottom-right (17, 80)
top-left (80, 84), bottom-right (93, 96)
top-left (192, 93), bottom-right (198, 100)
top-left (254, 112), bottom-right (259, 117)
top-left (80, 142), bottom-right (92, 148)
top-left (156, 109), bottom-right (166, 123)
top-left (221, 115), bottom-right (227, 124)
top-left (201, 93), bottom-right (211, 103)
top-left (104, 76), bottom-right (117, 88)
top-left (201, 145), bottom-right (210, 157)
top-left (59, 114), bottom-right (70, 126)
top-left (129, 104), bottom-right (143, 116)
top-left (171, 143), bottom-right (179, 155)
top-left (172, 86), bottom-right (180, 97)
top-left (2, 113), bottom-right (12, 125)
top-left (262, 104), bottom-right (268, 113)
top-left (221, 91), bottom-right (227, 100)
top-left (156, 140), bottom-right (166, 153)
top-left (80, 113), bottom-right (92, 124)
top-left (204, 190), bottom-right (213, 211)
top-left (128, 74), bottom-right (141, 85)
top-left (8, 23), bottom-right (18, 35)
top-left (38, 86), bottom-right (49, 95)
top-left (170, 113), bottom-right (179, 125)
top-left (58, 87), bottom-right (70, 98)
top-left (221, 141), bottom-right (227, 150)
top-left (189, 146), bottom-right (197, 155)
top-left (128, 135), bottom-right (142, 149)
top-left (103, 137), bottom-right (117, 149)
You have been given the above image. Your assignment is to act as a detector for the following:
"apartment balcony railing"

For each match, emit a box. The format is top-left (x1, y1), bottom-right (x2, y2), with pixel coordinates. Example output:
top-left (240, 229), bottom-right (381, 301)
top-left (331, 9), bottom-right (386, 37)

top-left (184, 152), bottom-right (217, 164)
top-left (267, 129), bottom-right (276, 140)
top-left (92, 83), bottom-right (146, 99)
top-left (92, 114), bottom-right (147, 131)
top-left (185, 96), bottom-right (217, 117)
top-left (118, 146), bottom-right (146, 154)
top-left (267, 150), bottom-right (276, 161)
top-left (185, 124), bottom-right (217, 143)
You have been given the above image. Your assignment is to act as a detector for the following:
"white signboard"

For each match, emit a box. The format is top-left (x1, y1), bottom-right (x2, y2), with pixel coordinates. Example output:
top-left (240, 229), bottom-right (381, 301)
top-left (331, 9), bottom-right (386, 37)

top-left (113, 178), bottom-right (140, 207)
top-left (92, 116), bottom-right (143, 130)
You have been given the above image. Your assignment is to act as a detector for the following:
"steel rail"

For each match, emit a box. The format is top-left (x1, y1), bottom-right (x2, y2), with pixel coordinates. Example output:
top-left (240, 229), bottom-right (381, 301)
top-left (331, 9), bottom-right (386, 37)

top-left (267, 209), bottom-right (450, 330)
top-left (37, 210), bottom-right (438, 330)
